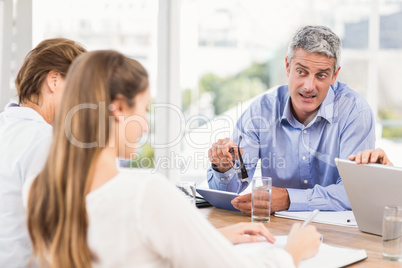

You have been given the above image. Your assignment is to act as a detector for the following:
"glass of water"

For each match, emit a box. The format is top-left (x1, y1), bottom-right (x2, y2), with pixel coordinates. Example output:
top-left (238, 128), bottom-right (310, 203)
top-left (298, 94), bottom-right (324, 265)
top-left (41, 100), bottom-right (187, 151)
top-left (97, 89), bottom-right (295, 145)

top-left (176, 181), bottom-right (196, 207)
top-left (382, 205), bottom-right (402, 261)
top-left (251, 177), bottom-right (272, 223)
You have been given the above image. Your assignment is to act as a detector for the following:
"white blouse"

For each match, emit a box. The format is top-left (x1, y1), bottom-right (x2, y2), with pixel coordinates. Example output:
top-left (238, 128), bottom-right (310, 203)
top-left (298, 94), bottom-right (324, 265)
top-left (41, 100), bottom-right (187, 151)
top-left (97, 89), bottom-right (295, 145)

top-left (0, 103), bottom-right (52, 268)
top-left (86, 170), bottom-right (295, 268)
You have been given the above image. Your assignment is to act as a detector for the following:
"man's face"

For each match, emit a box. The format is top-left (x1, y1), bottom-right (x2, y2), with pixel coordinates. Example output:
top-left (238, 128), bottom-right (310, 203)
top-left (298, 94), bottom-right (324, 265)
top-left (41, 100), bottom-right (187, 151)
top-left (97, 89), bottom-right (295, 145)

top-left (286, 48), bottom-right (340, 124)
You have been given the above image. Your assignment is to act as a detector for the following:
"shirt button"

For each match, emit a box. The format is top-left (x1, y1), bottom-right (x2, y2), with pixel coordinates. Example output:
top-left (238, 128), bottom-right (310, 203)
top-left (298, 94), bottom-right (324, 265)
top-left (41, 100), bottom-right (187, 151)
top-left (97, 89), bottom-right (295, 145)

top-left (302, 156), bottom-right (306, 160)
top-left (304, 180), bottom-right (308, 184)
top-left (303, 130), bottom-right (307, 134)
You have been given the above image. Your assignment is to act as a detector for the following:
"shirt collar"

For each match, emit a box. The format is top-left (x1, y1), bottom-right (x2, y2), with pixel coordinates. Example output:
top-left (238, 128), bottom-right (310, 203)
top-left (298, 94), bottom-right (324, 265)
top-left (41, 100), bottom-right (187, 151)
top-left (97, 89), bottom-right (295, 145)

top-left (281, 96), bottom-right (299, 127)
top-left (4, 102), bottom-right (49, 124)
top-left (316, 84), bottom-right (335, 124)
top-left (281, 83), bottom-right (337, 127)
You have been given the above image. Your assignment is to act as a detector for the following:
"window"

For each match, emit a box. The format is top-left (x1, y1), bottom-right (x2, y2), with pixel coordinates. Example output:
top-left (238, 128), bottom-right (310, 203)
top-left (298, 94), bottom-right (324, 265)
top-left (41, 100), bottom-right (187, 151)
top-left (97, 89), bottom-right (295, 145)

top-left (2, 0), bottom-right (402, 182)
top-left (32, 0), bottom-right (158, 169)
top-left (179, 0), bottom-right (402, 185)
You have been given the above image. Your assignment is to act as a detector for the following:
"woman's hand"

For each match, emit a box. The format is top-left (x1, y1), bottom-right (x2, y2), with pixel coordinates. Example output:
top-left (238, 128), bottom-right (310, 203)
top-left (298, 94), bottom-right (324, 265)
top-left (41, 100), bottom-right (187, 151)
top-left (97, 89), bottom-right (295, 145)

top-left (284, 223), bottom-right (321, 267)
top-left (218, 222), bottom-right (275, 245)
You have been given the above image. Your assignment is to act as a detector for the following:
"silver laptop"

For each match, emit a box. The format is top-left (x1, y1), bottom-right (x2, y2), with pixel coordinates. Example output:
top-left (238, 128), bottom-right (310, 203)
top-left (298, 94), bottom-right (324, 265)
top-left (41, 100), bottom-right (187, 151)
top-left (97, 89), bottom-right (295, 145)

top-left (335, 158), bottom-right (402, 236)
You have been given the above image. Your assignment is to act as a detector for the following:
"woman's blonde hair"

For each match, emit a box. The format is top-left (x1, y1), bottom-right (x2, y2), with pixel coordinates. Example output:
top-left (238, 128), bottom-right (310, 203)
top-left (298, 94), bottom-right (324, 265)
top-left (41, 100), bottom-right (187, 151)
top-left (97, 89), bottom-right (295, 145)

top-left (27, 50), bottom-right (148, 268)
top-left (16, 38), bottom-right (86, 105)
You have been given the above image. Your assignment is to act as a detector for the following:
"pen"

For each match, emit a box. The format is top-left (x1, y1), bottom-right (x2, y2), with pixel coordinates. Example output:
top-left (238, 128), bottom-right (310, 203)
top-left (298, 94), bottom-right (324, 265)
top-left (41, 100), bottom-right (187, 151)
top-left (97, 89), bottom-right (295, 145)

top-left (301, 209), bottom-right (320, 228)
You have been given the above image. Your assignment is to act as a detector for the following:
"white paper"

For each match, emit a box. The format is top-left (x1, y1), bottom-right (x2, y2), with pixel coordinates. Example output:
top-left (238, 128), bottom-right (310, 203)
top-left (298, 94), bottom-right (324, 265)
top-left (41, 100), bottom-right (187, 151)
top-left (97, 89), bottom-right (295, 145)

top-left (274, 210), bottom-right (358, 227)
top-left (235, 236), bottom-right (367, 268)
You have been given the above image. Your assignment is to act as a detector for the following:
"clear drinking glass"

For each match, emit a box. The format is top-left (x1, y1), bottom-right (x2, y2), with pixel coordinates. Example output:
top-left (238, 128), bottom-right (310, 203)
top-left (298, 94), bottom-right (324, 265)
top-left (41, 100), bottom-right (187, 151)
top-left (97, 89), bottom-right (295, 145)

top-left (251, 177), bottom-right (272, 223)
top-left (382, 205), bottom-right (402, 261)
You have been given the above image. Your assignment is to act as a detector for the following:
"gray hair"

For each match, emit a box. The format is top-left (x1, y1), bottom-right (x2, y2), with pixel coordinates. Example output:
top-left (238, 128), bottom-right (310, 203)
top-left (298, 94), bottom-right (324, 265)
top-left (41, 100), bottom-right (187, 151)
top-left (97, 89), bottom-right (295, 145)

top-left (287, 25), bottom-right (341, 72)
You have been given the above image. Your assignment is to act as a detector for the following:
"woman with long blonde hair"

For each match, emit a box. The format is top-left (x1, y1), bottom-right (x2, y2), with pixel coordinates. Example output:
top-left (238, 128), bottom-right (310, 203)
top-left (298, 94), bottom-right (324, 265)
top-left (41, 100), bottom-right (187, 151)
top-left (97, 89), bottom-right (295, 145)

top-left (27, 50), bottom-right (321, 268)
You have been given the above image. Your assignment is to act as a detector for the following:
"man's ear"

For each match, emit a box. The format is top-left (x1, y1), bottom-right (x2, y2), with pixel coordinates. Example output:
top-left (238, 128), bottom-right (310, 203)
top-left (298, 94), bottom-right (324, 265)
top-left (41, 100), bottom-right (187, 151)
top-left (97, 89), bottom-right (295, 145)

top-left (285, 56), bottom-right (290, 77)
top-left (46, 70), bottom-right (60, 93)
top-left (110, 94), bottom-right (126, 122)
top-left (330, 67), bottom-right (341, 85)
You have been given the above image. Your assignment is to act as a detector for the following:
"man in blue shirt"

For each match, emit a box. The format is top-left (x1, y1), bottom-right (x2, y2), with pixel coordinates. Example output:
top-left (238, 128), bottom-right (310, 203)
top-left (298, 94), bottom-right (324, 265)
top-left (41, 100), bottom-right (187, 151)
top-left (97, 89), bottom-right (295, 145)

top-left (207, 25), bottom-right (375, 214)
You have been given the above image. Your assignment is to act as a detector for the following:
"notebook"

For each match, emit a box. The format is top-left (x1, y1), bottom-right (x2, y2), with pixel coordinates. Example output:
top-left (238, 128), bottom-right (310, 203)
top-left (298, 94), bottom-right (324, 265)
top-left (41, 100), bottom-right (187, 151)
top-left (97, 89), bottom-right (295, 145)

top-left (335, 158), bottom-right (402, 236)
top-left (195, 196), bottom-right (212, 208)
top-left (196, 188), bottom-right (239, 211)
top-left (274, 210), bottom-right (357, 227)
top-left (235, 235), bottom-right (367, 268)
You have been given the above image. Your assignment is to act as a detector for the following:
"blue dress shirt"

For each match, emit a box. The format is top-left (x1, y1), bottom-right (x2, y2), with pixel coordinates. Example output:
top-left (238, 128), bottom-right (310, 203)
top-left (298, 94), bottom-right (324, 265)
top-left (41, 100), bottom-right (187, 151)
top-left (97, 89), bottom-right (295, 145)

top-left (207, 81), bottom-right (375, 211)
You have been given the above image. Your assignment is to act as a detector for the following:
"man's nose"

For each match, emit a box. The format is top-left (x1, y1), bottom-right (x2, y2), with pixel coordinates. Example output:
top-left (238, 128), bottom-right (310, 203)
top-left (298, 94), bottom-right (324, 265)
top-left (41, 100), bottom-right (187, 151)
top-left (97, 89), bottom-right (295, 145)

top-left (303, 75), bottom-right (315, 92)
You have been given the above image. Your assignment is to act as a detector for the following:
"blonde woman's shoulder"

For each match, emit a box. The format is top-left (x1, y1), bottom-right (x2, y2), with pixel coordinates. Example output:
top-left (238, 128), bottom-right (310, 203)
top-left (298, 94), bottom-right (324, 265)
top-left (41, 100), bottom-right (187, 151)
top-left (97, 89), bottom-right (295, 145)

top-left (118, 168), bottom-right (167, 182)
top-left (114, 168), bottom-right (171, 193)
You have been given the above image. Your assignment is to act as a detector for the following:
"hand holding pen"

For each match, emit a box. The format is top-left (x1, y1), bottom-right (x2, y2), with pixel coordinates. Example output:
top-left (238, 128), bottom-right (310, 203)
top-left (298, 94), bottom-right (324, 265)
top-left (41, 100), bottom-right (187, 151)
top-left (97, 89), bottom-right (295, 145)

top-left (285, 221), bottom-right (322, 266)
top-left (301, 209), bottom-right (320, 228)
top-left (285, 211), bottom-right (322, 266)
top-left (301, 209), bottom-right (324, 241)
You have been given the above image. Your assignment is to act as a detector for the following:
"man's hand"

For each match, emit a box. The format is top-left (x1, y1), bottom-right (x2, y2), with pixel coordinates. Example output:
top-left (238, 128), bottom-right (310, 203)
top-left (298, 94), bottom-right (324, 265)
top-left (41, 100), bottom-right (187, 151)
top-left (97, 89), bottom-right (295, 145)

top-left (217, 222), bottom-right (276, 245)
top-left (231, 193), bottom-right (251, 215)
top-left (231, 186), bottom-right (291, 216)
top-left (271, 187), bottom-right (291, 212)
top-left (208, 137), bottom-right (241, 173)
top-left (349, 148), bottom-right (393, 166)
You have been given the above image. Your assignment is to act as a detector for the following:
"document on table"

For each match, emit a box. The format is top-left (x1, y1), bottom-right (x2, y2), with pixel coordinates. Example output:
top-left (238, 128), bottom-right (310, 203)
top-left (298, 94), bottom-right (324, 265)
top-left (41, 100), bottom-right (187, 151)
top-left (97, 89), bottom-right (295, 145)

top-left (234, 236), bottom-right (367, 268)
top-left (274, 210), bottom-right (357, 227)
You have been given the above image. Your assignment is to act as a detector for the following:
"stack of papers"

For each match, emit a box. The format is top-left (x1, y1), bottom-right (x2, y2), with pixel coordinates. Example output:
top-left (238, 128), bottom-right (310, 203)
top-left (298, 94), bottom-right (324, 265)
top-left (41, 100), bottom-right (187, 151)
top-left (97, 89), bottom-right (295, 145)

top-left (274, 211), bottom-right (357, 227)
top-left (235, 236), bottom-right (367, 268)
